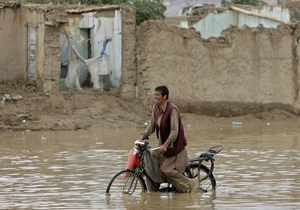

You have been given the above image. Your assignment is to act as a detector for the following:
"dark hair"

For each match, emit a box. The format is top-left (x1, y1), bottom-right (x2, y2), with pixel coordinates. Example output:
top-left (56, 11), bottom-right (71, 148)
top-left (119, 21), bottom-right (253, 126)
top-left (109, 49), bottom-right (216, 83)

top-left (155, 86), bottom-right (169, 100)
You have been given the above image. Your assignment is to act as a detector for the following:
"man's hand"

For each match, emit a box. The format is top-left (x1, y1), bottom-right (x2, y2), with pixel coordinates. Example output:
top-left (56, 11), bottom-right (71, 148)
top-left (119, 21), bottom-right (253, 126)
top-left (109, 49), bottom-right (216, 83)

top-left (139, 133), bottom-right (146, 140)
top-left (160, 139), bottom-right (171, 153)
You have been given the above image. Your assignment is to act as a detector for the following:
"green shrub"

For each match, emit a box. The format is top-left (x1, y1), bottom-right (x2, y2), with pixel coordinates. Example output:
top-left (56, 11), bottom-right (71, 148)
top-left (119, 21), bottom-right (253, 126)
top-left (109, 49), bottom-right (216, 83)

top-left (131, 0), bottom-right (166, 25)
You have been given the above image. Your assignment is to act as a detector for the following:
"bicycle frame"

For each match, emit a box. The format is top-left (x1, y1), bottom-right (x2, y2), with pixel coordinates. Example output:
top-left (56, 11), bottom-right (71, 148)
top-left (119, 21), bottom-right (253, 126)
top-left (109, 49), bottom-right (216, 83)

top-left (126, 141), bottom-right (223, 192)
top-left (106, 141), bottom-right (223, 195)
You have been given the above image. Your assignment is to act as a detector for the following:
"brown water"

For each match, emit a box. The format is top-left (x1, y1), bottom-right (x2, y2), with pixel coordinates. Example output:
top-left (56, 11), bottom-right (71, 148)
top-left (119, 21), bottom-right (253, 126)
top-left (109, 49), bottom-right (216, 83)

top-left (0, 122), bottom-right (299, 209)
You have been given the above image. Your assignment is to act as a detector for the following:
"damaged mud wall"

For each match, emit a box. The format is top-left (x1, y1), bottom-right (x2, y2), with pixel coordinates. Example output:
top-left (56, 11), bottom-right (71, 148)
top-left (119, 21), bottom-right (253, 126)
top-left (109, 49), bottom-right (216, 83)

top-left (41, 8), bottom-right (69, 92)
top-left (118, 5), bottom-right (137, 98)
top-left (282, 1), bottom-right (300, 22)
top-left (0, 4), bottom-right (137, 94)
top-left (42, 25), bottom-right (62, 92)
top-left (0, 4), bottom-right (64, 92)
top-left (20, 5), bottom-right (68, 93)
top-left (136, 20), bottom-right (300, 116)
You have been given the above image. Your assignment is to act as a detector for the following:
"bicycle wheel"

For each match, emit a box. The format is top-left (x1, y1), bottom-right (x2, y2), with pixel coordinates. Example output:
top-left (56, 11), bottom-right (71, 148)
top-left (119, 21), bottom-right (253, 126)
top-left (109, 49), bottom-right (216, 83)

top-left (185, 162), bottom-right (216, 193)
top-left (106, 169), bottom-right (147, 197)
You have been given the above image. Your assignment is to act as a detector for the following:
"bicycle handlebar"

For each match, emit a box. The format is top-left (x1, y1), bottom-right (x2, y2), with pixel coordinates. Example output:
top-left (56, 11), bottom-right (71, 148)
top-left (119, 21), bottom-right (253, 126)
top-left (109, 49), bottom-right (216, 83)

top-left (150, 147), bottom-right (160, 151)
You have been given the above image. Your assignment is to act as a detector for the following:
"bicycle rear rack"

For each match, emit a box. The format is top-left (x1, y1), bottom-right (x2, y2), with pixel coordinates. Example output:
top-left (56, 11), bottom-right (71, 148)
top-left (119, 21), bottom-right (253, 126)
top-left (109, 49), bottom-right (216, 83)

top-left (190, 145), bottom-right (223, 163)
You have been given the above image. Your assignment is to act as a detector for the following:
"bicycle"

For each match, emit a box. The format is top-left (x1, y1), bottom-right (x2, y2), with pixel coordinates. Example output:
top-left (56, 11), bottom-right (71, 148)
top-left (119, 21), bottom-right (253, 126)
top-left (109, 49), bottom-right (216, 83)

top-left (106, 140), bottom-right (222, 197)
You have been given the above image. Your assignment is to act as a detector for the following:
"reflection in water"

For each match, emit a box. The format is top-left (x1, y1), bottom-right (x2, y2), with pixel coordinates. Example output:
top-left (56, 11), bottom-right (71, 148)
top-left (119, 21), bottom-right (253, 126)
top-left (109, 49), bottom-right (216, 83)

top-left (0, 123), bottom-right (299, 209)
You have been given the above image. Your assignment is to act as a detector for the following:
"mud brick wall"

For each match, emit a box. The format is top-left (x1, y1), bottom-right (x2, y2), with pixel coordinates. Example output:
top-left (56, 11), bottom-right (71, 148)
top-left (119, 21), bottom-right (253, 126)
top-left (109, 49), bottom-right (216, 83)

top-left (118, 5), bottom-right (137, 100)
top-left (136, 21), bottom-right (300, 115)
top-left (0, 7), bottom-right (25, 81)
top-left (43, 26), bottom-right (62, 93)
top-left (286, 1), bottom-right (300, 22)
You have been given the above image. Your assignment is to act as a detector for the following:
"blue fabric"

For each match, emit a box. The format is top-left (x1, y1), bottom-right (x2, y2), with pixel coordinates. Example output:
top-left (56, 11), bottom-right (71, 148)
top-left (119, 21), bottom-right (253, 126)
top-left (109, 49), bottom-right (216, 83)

top-left (101, 38), bottom-right (112, 55)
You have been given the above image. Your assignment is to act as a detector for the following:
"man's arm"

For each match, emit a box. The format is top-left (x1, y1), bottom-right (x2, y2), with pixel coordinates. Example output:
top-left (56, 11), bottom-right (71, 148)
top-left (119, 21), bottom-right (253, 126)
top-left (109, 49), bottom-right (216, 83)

top-left (160, 108), bottom-right (179, 152)
top-left (140, 105), bottom-right (156, 140)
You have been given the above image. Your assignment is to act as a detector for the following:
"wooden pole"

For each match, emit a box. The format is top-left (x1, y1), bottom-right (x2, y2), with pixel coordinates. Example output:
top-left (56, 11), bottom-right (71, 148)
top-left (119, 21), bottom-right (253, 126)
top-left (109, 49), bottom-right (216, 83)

top-left (230, 6), bottom-right (291, 25)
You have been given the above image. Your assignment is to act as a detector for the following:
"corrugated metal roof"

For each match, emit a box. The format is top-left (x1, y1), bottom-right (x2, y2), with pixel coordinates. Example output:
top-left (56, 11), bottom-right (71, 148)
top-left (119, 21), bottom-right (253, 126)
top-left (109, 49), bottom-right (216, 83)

top-left (182, 5), bottom-right (290, 39)
top-left (163, 0), bottom-right (278, 16)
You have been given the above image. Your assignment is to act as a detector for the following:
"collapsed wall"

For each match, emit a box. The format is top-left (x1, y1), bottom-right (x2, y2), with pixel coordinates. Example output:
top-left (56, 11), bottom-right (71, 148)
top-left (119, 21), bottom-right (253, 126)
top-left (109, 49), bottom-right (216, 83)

top-left (136, 4), bottom-right (300, 116)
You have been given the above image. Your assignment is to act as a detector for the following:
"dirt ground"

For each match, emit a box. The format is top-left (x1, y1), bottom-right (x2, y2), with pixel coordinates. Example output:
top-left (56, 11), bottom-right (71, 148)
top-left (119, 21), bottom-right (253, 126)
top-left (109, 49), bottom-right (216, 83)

top-left (1, 81), bottom-right (300, 132)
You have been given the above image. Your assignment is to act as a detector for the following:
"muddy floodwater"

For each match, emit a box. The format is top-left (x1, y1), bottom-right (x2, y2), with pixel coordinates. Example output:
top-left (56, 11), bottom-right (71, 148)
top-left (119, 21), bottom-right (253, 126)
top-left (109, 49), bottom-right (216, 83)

top-left (0, 122), bottom-right (299, 209)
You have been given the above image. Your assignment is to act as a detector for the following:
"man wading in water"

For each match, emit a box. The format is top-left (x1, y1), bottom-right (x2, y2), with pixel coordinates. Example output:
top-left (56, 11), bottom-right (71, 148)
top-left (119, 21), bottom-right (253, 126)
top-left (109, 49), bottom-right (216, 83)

top-left (140, 86), bottom-right (199, 193)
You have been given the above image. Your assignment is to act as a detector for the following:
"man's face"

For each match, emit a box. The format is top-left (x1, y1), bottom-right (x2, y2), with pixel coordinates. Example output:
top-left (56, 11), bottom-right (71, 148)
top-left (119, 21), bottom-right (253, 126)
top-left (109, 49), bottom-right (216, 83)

top-left (154, 91), bottom-right (166, 107)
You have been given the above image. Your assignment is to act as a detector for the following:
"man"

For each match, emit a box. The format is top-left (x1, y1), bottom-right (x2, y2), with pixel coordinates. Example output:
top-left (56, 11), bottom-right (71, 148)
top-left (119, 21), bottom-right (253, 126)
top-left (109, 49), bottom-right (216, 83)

top-left (140, 86), bottom-right (199, 193)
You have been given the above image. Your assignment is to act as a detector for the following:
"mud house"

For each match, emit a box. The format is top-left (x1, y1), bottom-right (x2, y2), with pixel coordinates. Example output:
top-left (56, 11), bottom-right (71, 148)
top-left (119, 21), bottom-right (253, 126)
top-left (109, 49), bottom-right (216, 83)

top-left (0, 2), bottom-right (136, 96)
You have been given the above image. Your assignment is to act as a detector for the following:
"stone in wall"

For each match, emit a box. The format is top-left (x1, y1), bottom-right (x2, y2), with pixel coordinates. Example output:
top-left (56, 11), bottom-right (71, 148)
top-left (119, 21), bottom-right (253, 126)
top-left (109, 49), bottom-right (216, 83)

top-left (285, 1), bottom-right (300, 21)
